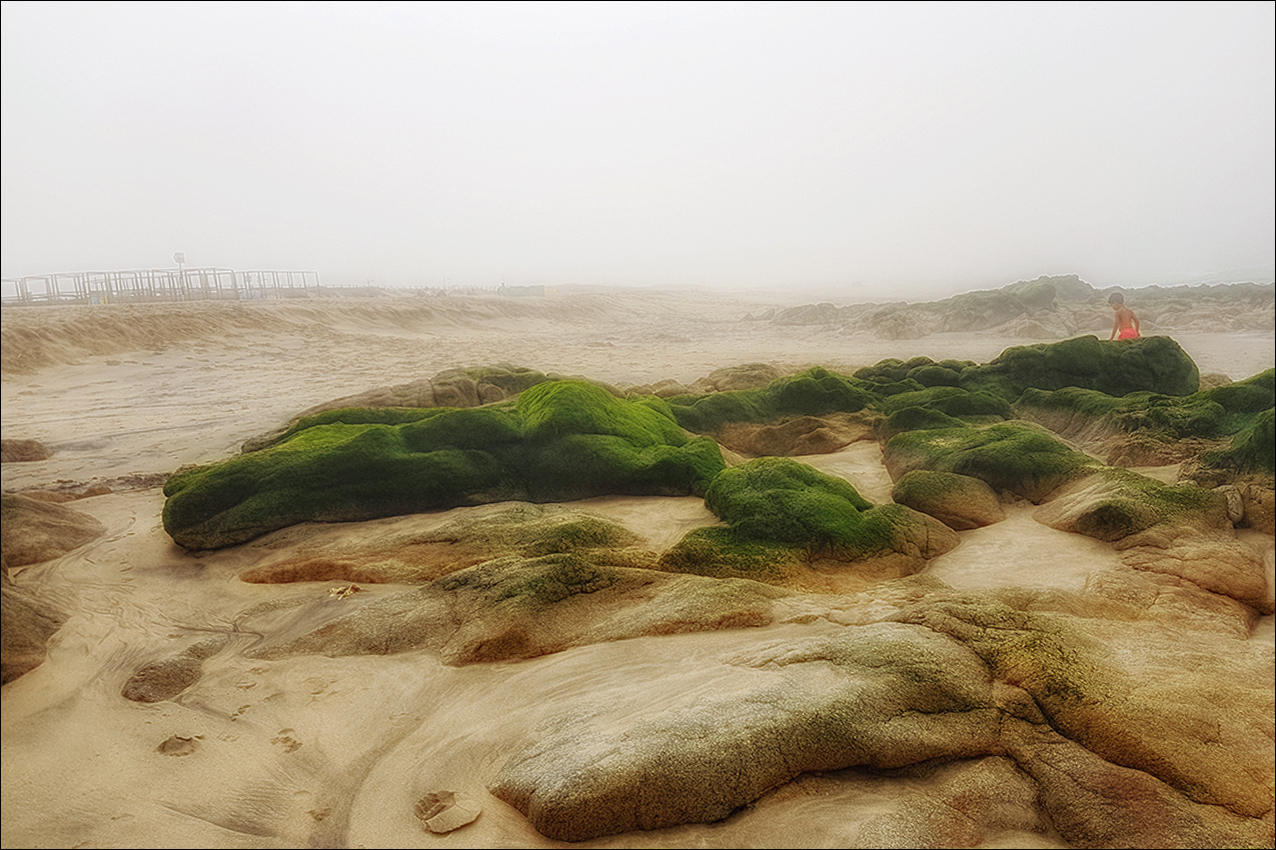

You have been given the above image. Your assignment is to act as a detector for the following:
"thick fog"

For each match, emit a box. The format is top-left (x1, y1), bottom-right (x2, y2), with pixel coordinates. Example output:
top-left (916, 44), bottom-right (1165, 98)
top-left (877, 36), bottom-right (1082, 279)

top-left (2, 2), bottom-right (1273, 300)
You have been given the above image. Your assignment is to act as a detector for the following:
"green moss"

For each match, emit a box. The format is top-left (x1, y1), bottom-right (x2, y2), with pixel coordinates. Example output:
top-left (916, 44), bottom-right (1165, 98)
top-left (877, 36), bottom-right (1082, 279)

top-left (1016, 369), bottom-right (1274, 449)
top-left (660, 458), bottom-right (934, 583)
top-left (519, 433), bottom-right (725, 501)
top-left (658, 527), bottom-right (805, 581)
top-left (1014, 386), bottom-right (1129, 419)
top-left (959, 335), bottom-right (1200, 401)
top-left (666, 367), bottom-right (875, 433)
top-left (1201, 407), bottom-right (1276, 475)
top-left (164, 380), bottom-right (726, 549)
top-left (884, 421), bottom-right (1099, 502)
top-left (277, 406), bottom-right (454, 443)
top-left (862, 378), bottom-right (927, 398)
top-left (854, 358), bottom-right (911, 383)
top-left (705, 458), bottom-right (876, 549)
top-left (1204, 369), bottom-right (1274, 414)
top-left (892, 469), bottom-right (981, 503)
top-left (1059, 466), bottom-right (1224, 540)
top-left (878, 386), bottom-right (1013, 420)
top-left (400, 406), bottom-right (525, 451)
top-left (880, 407), bottom-right (968, 439)
top-left (907, 364), bottom-right (961, 387)
top-left (518, 380), bottom-right (688, 446)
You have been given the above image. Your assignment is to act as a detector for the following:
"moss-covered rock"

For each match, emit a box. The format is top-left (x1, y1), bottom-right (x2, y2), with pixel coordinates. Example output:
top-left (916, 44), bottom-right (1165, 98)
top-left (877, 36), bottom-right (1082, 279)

top-left (961, 335), bottom-right (1200, 401)
top-left (659, 457), bottom-right (957, 589)
top-left (664, 367), bottom-right (875, 434)
top-left (1033, 469), bottom-right (1227, 542)
top-left (1014, 369), bottom-right (1274, 473)
top-left (1200, 407), bottom-right (1275, 476)
top-left (883, 421), bottom-right (1099, 503)
top-left (907, 363), bottom-right (962, 387)
top-left (877, 406), bottom-right (969, 442)
top-left (164, 381), bottom-right (726, 550)
top-left (242, 364), bottom-right (563, 453)
top-left (877, 386), bottom-right (1013, 421)
top-left (891, 470), bottom-right (1006, 530)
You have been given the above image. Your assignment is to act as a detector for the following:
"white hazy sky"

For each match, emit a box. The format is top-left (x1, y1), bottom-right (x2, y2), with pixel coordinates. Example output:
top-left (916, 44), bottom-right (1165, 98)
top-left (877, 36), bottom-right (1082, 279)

top-left (2, 1), bottom-right (1273, 299)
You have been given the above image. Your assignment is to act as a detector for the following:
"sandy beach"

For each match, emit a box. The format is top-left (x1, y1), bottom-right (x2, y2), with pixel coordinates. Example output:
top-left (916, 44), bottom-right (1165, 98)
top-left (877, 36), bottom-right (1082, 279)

top-left (2, 289), bottom-right (1273, 848)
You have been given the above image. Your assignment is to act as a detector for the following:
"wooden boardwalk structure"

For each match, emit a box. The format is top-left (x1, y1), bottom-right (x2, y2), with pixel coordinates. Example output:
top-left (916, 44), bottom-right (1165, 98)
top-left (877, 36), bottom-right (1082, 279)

top-left (1, 267), bottom-right (322, 305)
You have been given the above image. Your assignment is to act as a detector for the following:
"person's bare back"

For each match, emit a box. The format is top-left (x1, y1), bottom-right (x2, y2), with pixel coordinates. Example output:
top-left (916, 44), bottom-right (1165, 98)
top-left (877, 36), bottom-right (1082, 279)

top-left (1108, 292), bottom-right (1140, 340)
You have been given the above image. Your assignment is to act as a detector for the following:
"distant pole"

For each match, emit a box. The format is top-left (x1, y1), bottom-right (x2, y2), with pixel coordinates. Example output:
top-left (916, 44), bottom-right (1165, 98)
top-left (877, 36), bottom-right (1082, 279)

top-left (173, 251), bottom-right (186, 300)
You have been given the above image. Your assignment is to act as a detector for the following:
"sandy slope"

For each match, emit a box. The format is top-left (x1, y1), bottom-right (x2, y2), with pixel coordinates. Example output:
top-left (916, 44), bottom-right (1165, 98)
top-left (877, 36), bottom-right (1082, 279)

top-left (2, 290), bottom-right (1273, 848)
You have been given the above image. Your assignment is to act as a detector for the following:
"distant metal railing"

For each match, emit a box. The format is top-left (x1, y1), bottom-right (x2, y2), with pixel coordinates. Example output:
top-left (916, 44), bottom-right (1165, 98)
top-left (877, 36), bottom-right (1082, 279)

top-left (0, 267), bottom-right (323, 305)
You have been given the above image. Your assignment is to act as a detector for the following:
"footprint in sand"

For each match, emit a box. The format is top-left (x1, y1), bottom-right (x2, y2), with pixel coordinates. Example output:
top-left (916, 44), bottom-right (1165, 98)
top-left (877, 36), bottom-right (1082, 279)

top-left (271, 729), bottom-right (303, 753)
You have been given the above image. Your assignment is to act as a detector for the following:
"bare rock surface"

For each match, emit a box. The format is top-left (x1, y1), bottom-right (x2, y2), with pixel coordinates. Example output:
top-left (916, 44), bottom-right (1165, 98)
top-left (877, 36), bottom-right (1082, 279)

top-left (241, 554), bottom-right (788, 665)
top-left (414, 790), bottom-right (481, 833)
top-left (237, 502), bottom-right (656, 585)
top-left (1, 438), bottom-right (50, 463)
top-left (1, 494), bottom-right (105, 684)
top-left (490, 623), bottom-right (999, 841)
top-left (1, 571), bottom-right (65, 685)
top-left (1, 493), bottom-right (106, 572)
top-left (1037, 474), bottom-right (1272, 612)
top-left (121, 635), bottom-right (230, 703)
top-left (715, 411), bottom-right (877, 457)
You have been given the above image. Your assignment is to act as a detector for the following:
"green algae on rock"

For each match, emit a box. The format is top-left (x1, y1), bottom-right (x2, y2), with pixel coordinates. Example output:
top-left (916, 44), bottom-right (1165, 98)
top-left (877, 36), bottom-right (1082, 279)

top-left (241, 364), bottom-right (565, 453)
top-left (891, 470), bottom-right (1006, 530)
top-left (959, 334), bottom-right (1200, 400)
top-left (662, 366), bottom-right (875, 434)
top-left (659, 457), bottom-right (958, 588)
top-left (163, 380), bottom-right (726, 550)
top-left (883, 421), bottom-right (1098, 503)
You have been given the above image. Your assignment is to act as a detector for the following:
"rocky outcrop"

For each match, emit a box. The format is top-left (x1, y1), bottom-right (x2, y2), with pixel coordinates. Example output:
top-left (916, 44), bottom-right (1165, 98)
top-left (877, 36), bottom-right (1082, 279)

top-left (714, 411), bottom-right (877, 457)
top-left (120, 635), bottom-right (230, 703)
top-left (1, 495), bottom-right (106, 685)
top-left (491, 623), bottom-right (999, 842)
top-left (239, 503), bottom-right (656, 585)
top-left (164, 381), bottom-right (726, 550)
top-left (1, 494), bottom-right (106, 572)
top-left (241, 554), bottom-right (787, 665)
top-left (660, 457), bottom-right (959, 591)
top-left (241, 364), bottom-right (564, 453)
top-left (760, 276), bottom-right (1274, 338)
top-left (488, 590), bottom-right (1274, 846)
top-left (1, 571), bottom-right (65, 685)
top-left (891, 470), bottom-right (1006, 530)
top-left (1, 438), bottom-right (50, 463)
top-left (1034, 471), bottom-right (1271, 612)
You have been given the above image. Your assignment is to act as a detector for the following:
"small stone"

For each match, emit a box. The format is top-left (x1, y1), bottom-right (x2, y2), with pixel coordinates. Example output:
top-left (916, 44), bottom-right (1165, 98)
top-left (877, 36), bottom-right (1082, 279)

top-left (1215, 484), bottom-right (1244, 524)
top-left (156, 734), bottom-right (201, 756)
top-left (414, 790), bottom-right (480, 833)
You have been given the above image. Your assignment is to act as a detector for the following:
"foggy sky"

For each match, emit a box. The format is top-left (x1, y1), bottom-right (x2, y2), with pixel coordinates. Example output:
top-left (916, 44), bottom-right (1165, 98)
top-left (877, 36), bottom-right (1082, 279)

top-left (2, 1), bottom-right (1273, 301)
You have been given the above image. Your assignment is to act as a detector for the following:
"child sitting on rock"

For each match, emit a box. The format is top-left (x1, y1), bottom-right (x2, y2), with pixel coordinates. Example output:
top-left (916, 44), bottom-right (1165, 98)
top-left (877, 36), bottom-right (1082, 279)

top-left (1108, 292), bottom-right (1140, 340)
